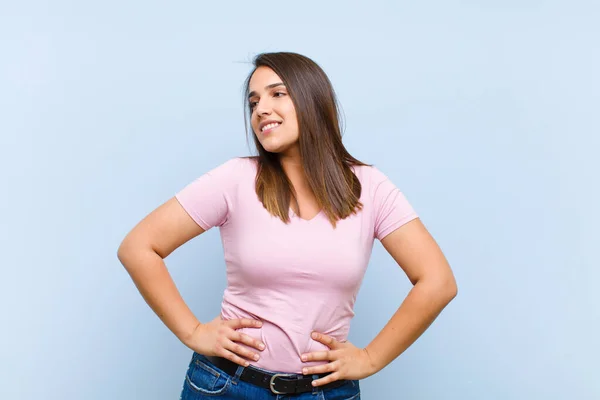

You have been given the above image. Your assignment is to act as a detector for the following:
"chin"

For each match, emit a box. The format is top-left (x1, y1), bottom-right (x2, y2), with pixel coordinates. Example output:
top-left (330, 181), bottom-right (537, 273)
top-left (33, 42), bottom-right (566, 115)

top-left (259, 139), bottom-right (287, 154)
top-left (262, 146), bottom-right (285, 154)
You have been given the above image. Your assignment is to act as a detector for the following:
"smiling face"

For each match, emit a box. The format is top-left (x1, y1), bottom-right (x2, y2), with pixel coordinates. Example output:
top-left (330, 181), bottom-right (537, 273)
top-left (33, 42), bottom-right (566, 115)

top-left (248, 66), bottom-right (300, 156)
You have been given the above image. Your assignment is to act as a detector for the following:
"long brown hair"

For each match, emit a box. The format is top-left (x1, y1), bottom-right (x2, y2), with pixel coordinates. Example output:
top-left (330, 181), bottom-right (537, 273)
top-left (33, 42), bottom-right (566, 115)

top-left (243, 52), bottom-right (369, 227)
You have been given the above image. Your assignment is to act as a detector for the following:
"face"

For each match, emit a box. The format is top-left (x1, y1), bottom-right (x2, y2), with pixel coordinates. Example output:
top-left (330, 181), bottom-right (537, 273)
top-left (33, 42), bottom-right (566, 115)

top-left (248, 66), bottom-right (300, 156)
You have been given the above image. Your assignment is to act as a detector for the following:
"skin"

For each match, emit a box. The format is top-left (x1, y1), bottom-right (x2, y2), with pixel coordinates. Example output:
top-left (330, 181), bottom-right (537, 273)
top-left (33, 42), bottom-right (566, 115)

top-left (117, 66), bottom-right (457, 388)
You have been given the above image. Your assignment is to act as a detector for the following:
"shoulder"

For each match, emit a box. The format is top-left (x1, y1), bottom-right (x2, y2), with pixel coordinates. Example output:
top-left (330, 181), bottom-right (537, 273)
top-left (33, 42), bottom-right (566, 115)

top-left (351, 164), bottom-right (393, 193)
top-left (215, 155), bottom-right (257, 170)
top-left (202, 156), bottom-right (258, 179)
top-left (179, 156), bottom-right (257, 195)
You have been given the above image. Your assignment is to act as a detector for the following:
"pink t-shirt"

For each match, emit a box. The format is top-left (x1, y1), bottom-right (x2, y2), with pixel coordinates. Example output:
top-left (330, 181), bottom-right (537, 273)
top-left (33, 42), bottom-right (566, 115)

top-left (175, 157), bottom-right (418, 373)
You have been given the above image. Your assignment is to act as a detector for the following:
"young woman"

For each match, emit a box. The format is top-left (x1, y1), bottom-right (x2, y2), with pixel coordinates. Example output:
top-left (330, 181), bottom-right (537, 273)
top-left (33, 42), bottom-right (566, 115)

top-left (117, 52), bottom-right (458, 399)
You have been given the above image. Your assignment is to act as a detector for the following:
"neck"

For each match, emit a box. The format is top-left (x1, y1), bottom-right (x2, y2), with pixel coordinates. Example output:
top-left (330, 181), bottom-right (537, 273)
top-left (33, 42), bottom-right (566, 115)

top-left (278, 149), bottom-right (309, 191)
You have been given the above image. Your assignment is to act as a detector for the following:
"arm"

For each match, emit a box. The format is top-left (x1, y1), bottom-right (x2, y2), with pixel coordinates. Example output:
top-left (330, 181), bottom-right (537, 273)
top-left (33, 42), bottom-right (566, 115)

top-left (117, 197), bottom-right (265, 364)
top-left (364, 217), bottom-right (458, 373)
top-left (117, 197), bottom-right (206, 345)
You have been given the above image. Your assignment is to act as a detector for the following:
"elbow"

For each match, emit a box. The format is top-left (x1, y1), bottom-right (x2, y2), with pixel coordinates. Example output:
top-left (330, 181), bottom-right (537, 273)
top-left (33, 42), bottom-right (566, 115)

top-left (421, 272), bottom-right (457, 304)
top-left (447, 279), bottom-right (458, 301)
top-left (117, 238), bottom-right (140, 268)
top-left (441, 273), bottom-right (458, 302)
top-left (435, 261), bottom-right (458, 302)
top-left (117, 237), bottom-right (161, 271)
top-left (117, 240), bottom-right (131, 266)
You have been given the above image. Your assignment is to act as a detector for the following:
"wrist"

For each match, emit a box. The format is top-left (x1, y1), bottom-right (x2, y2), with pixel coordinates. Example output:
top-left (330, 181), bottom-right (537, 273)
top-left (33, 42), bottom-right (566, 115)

top-left (180, 321), bottom-right (202, 348)
top-left (361, 347), bottom-right (380, 377)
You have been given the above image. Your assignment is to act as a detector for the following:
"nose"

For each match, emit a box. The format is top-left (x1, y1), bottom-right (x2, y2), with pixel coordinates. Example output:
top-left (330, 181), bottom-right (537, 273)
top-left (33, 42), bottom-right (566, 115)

top-left (255, 97), bottom-right (272, 116)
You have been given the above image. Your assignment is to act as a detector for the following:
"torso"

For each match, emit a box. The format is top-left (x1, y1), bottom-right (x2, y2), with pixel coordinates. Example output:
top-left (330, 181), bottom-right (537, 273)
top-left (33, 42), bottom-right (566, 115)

top-left (218, 158), bottom-right (377, 373)
top-left (290, 190), bottom-right (321, 221)
top-left (175, 156), bottom-right (418, 373)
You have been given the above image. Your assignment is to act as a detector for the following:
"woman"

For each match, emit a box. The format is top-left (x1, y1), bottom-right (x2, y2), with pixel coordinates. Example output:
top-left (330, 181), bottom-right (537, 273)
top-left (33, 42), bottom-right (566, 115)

top-left (117, 52), bottom-right (457, 399)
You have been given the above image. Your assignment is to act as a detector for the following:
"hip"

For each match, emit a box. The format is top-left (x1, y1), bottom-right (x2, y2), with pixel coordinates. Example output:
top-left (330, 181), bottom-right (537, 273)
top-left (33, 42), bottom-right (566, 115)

top-left (180, 352), bottom-right (360, 400)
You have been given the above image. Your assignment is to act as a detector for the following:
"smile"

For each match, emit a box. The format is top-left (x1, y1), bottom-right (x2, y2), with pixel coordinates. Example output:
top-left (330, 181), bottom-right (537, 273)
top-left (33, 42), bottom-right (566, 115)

top-left (261, 122), bottom-right (281, 134)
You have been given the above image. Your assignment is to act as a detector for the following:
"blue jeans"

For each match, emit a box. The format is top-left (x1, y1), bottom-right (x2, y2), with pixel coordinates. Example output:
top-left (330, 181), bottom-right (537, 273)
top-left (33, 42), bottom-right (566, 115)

top-left (180, 352), bottom-right (361, 399)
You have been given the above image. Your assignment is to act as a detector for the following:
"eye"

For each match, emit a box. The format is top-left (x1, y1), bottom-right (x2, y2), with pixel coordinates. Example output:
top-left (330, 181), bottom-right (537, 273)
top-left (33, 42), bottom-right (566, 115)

top-left (249, 101), bottom-right (258, 109)
top-left (273, 91), bottom-right (286, 98)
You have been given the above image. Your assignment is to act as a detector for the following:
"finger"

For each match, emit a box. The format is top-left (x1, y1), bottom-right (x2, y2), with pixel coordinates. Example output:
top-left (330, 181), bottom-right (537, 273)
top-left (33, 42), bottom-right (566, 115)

top-left (223, 337), bottom-right (261, 362)
top-left (311, 332), bottom-right (338, 349)
top-left (219, 348), bottom-right (253, 367)
top-left (214, 340), bottom-right (253, 367)
top-left (301, 350), bottom-right (331, 362)
top-left (302, 360), bottom-right (339, 376)
top-left (312, 371), bottom-right (342, 387)
top-left (227, 318), bottom-right (263, 329)
top-left (231, 331), bottom-right (266, 351)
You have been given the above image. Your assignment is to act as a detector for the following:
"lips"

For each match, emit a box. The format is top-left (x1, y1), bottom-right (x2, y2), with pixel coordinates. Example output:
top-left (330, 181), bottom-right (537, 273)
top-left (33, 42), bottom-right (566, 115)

top-left (258, 120), bottom-right (282, 132)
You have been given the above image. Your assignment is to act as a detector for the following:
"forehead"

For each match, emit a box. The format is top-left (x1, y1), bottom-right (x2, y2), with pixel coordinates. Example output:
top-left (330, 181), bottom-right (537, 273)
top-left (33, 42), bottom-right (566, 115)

top-left (248, 66), bottom-right (283, 91)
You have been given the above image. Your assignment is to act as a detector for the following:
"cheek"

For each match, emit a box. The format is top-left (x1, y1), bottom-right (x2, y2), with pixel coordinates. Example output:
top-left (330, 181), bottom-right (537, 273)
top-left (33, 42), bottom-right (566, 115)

top-left (282, 107), bottom-right (298, 130)
top-left (251, 115), bottom-right (260, 134)
top-left (285, 104), bottom-right (297, 120)
top-left (287, 114), bottom-right (299, 137)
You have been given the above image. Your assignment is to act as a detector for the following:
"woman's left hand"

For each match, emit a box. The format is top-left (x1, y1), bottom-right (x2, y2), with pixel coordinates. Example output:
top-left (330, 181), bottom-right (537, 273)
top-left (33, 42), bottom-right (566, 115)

top-left (300, 332), bottom-right (377, 387)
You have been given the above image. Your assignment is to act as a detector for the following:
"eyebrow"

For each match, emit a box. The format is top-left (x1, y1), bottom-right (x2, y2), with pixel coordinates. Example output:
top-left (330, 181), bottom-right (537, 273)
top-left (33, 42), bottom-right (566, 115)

top-left (248, 82), bottom-right (286, 99)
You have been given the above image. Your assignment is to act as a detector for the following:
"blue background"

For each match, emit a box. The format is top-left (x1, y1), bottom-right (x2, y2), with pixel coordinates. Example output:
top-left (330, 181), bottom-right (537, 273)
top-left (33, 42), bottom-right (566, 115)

top-left (1, 1), bottom-right (598, 399)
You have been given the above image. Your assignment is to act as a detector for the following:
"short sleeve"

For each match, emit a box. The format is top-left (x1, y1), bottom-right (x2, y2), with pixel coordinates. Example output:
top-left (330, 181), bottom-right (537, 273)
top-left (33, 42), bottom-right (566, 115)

top-left (372, 167), bottom-right (418, 240)
top-left (175, 158), bottom-right (242, 231)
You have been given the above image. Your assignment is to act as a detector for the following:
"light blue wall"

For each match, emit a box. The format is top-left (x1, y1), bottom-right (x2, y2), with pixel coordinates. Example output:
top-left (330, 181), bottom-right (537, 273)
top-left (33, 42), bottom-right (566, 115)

top-left (1, 1), bottom-right (598, 399)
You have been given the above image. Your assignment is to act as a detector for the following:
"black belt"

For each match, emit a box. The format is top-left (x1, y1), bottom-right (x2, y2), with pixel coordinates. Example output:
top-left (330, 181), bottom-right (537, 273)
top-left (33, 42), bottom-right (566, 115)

top-left (205, 355), bottom-right (347, 395)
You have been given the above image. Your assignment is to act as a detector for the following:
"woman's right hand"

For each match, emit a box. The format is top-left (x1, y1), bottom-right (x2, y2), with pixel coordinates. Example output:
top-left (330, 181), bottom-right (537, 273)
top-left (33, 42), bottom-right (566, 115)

top-left (184, 316), bottom-right (266, 367)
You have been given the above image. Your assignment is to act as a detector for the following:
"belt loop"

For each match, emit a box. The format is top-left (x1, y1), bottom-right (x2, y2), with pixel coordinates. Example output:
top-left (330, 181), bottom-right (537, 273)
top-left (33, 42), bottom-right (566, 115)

top-left (231, 364), bottom-right (245, 385)
top-left (311, 374), bottom-right (319, 394)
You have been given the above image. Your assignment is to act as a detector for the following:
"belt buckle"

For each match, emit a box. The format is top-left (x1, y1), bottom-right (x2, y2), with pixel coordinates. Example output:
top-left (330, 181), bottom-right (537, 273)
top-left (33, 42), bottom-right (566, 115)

top-left (269, 373), bottom-right (291, 395)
